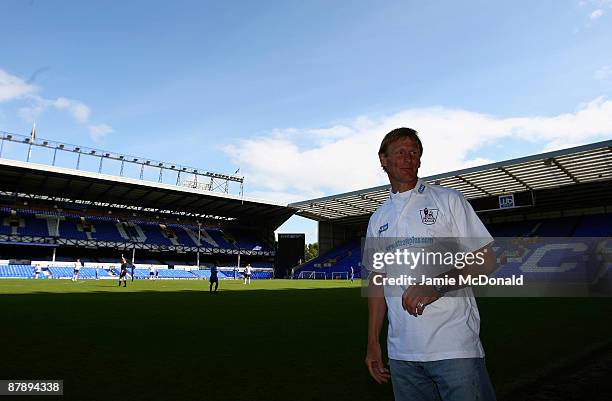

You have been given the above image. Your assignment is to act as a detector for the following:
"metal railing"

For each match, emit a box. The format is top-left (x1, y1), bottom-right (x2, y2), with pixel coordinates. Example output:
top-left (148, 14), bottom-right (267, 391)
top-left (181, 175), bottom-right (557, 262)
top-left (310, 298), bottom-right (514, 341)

top-left (0, 130), bottom-right (244, 196)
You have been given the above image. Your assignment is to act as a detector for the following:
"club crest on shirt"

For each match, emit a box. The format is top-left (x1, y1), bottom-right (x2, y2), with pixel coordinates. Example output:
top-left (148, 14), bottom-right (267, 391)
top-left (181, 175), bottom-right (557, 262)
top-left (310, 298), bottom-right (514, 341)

top-left (417, 184), bottom-right (426, 193)
top-left (419, 208), bottom-right (439, 225)
top-left (378, 223), bottom-right (389, 235)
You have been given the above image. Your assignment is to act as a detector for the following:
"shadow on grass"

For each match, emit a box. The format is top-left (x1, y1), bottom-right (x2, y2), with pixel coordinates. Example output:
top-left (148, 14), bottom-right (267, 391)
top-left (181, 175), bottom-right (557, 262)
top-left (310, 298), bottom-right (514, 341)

top-left (0, 288), bottom-right (610, 401)
top-left (0, 287), bottom-right (386, 401)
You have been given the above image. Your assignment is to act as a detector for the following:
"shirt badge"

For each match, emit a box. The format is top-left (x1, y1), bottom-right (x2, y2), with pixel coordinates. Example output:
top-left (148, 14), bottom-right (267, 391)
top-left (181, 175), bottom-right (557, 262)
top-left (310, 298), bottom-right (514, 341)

top-left (419, 208), bottom-right (439, 225)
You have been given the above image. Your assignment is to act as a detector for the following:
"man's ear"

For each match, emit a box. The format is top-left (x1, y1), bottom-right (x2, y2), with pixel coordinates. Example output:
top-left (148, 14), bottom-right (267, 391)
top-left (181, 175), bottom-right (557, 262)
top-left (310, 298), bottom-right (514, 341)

top-left (378, 153), bottom-right (388, 170)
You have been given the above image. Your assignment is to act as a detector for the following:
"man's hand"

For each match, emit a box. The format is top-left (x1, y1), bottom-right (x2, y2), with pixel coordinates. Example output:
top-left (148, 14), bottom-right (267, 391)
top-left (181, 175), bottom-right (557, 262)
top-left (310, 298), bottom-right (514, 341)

top-left (365, 342), bottom-right (390, 384)
top-left (402, 285), bottom-right (440, 316)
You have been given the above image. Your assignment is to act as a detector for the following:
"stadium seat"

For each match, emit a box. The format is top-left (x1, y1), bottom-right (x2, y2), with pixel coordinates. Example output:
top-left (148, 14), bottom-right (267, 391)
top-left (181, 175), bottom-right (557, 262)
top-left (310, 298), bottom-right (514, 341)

top-left (0, 265), bottom-right (35, 278)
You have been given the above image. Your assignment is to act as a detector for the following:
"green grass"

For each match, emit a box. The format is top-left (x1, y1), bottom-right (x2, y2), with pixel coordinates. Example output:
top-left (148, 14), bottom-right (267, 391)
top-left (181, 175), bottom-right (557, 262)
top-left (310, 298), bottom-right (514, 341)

top-left (0, 279), bottom-right (610, 401)
top-left (0, 278), bottom-right (359, 294)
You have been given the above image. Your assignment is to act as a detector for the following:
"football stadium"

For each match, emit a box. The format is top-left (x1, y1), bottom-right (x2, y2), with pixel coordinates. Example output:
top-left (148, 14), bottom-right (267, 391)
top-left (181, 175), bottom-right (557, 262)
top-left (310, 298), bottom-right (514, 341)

top-left (0, 129), bottom-right (610, 400)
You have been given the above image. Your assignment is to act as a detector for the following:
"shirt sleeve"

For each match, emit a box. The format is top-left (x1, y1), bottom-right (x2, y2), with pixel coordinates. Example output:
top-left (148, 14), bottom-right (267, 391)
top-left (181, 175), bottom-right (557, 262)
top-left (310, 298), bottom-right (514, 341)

top-left (449, 191), bottom-right (493, 252)
top-left (363, 216), bottom-right (385, 274)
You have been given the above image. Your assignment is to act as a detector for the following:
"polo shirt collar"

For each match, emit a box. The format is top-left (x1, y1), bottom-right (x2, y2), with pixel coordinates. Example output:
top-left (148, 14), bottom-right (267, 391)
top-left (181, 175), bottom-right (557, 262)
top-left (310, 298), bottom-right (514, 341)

top-left (389, 179), bottom-right (422, 201)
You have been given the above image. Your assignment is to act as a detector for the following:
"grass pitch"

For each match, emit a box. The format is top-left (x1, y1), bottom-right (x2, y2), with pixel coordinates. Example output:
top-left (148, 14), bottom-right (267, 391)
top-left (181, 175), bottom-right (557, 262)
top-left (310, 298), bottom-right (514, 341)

top-left (0, 279), bottom-right (610, 401)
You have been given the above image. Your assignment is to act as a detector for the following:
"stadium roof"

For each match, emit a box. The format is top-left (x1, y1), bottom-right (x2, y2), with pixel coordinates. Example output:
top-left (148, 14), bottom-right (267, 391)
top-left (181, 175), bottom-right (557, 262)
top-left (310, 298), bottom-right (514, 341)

top-left (0, 158), bottom-right (294, 229)
top-left (290, 139), bottom-right (612, 221)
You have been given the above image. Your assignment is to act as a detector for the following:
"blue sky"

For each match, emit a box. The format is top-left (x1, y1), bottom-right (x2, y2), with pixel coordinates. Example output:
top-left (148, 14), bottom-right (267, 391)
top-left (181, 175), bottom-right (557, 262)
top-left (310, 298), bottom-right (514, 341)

top-left (1, 0), bottom-right (611, 243)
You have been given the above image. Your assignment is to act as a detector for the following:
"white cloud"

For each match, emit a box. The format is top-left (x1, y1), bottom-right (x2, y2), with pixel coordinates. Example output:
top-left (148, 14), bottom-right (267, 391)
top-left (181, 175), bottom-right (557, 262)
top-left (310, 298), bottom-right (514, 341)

top-left (577, 1), bottom-right (612, 27)
top-left (246, 190), bottom-right (323, 206)
top-left (0, 69), bottom-right (112, 142)
top-left (594, 65), bottom-right (612, 81)
top-left (18, 95), bottom-right (93, 127)
top-left (0, 69), bottom-right (37, 102)
top-left (580, 0), bottom-right (612, 8)
top-left (52, 97), bottom-right (91, 122)
top-left (224, 98), bottom-right (612, 203)
top-left (460, 158), bottom-right (497, 169)
top-left (17, 102), bottom-right (45, 122)
top-left (88, 124), bottom-right (114, 142)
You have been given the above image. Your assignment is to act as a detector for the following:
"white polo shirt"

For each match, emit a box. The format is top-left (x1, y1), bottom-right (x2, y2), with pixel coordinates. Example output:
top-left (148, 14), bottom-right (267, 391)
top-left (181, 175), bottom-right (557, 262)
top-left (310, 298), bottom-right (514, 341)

top-left (366, 180), bottom-right (493, 362)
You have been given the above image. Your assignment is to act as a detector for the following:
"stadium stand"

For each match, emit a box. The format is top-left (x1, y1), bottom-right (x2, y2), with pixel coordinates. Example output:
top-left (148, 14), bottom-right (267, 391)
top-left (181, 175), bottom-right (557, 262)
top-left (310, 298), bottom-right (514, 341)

top-left (0, 265), bottom-right (35, 278)
top-left (206, 229), bottom-right (238, 250)
top-left (0, 263), bottom-right (276, 280)
top-left (486, 220), bottom-right (536, 237)
top-left (131, 269), bottom-right (151, 279)
top-left (534, 216), bottom-right (581, 237)
top-left (59, 216), bottom-right (90, 240)
top-left (218, 270), bottom-right (236, 279)
top-left (251, 271), bottom-right (274, 279)
top-left (574, 214), bottom-right (612, 237)
top-left (47, 267), bottom-right (111, 279)
top-left (250, 261), bottom-right (274, 269)
top-left (86, 216), bottom-right (127, 242)
top-left (190, 270), bottom-right (211, 279)
top-left (0, 207), bottom-right (274, 254)
top-left (168, 224), bottom-right (199, 247)
top-left (137, 221), bottom-right (173, 245)
top-left (155, 269), bottom-right (196, 279)
top-left (293, 214), bottom-right (611, 283)
top-left (294, 239), bottom-right (360, 279)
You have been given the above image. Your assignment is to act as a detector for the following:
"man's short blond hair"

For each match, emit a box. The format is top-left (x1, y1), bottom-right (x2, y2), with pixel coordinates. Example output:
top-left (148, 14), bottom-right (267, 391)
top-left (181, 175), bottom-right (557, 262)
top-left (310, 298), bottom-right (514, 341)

top-left (378, 127), bottom-right (423, 157)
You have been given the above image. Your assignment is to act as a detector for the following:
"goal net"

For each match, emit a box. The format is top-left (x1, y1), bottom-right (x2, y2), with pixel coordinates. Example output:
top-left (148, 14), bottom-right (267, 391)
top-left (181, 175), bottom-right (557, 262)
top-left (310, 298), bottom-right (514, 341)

top-left (297, 271), bottom-right (327, 280)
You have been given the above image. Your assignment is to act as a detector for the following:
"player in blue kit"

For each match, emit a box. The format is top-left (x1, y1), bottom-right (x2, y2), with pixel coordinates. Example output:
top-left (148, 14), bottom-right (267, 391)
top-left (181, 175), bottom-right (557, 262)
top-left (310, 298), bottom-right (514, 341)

top-left (118, 255), bottom-right (128, 287)
top-left (209, 264), bottom-right (219, 293)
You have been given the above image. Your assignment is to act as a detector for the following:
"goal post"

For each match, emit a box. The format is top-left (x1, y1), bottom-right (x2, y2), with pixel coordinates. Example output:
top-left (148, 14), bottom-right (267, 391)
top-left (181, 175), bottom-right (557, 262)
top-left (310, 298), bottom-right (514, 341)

top-left (297, 271), bottom-right (327, 280)
top-left (331, 271), bottom-right (349, 280)
top-left (313, 272), bottom-right (326, 280)
top-left (297, 271), bottom-right (314, 279)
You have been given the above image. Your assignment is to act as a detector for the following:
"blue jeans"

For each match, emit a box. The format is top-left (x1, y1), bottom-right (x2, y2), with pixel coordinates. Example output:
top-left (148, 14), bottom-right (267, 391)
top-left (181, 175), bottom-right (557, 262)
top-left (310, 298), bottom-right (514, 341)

top-left (389, 358), bottom-right (496, 401)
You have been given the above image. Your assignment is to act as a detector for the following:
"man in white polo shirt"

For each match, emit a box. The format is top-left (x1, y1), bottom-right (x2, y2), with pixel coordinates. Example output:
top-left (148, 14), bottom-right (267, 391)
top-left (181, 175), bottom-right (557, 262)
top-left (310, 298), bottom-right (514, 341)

top-left (244, 263), bottom-right (252, 284)
top-left (72, 258), bottom-right (82, 282)
top-left (365, 128), bottom-right (496, 401)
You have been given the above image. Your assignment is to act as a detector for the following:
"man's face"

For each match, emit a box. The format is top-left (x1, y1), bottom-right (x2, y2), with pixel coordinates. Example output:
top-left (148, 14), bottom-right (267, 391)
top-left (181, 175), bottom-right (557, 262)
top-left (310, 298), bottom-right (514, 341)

top-left (379, 137), bottom-right (421, 190)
